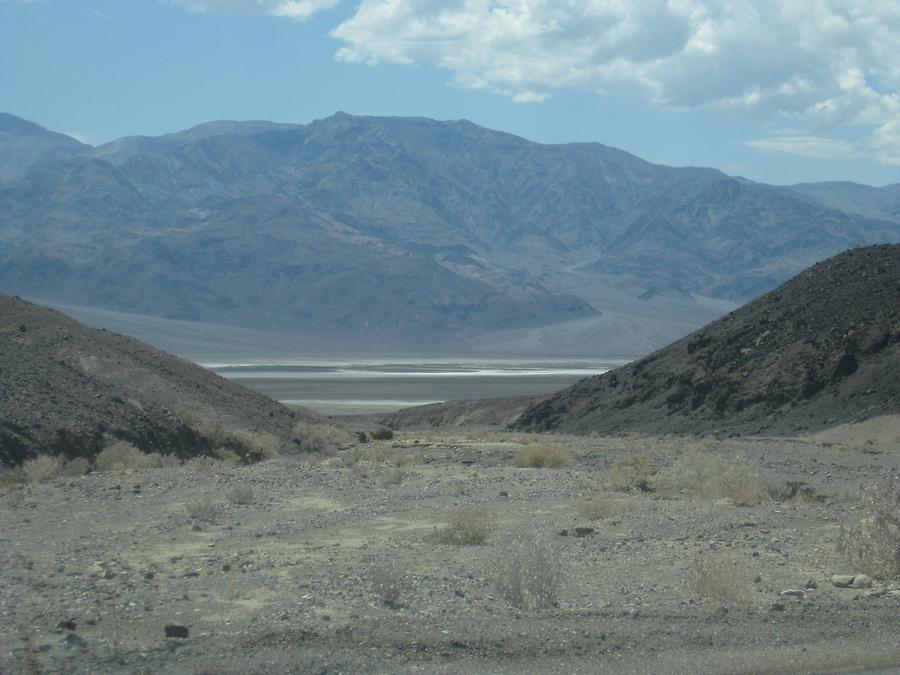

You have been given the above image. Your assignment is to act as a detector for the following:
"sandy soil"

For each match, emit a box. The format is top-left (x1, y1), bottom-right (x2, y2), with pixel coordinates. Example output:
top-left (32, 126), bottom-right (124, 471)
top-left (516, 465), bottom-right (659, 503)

top-left (2, 426), bottom-right (900, 674)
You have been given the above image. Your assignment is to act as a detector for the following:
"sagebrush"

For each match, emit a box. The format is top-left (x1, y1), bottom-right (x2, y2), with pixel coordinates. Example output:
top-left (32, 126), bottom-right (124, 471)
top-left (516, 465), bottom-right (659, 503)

top-left (492, 533), bottom-right (563, 610)
top-left (515, 443), bottom-right (571, 469)
top-left (838, 469), bottom-right (900, 578)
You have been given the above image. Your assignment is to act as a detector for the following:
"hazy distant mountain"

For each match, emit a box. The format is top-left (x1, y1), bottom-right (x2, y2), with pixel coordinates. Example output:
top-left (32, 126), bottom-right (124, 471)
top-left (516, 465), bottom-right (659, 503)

top-left (786, 182), bottom-right (900, 224)
top-left (0, 113), bottom-right (89, 180)
top-left (1, 112), bottom-right (898, 354)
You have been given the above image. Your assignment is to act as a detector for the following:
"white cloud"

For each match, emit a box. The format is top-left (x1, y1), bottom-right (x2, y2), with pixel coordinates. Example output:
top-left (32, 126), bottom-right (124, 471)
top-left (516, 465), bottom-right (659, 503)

top-left (331, 1), bottom-right (900, 165)
top-left (170, 0), bottom-right (338, 21)
top-left (743, 136), bottom-right (859, 160)
top-left (65, 131), bottom-right (93, 146)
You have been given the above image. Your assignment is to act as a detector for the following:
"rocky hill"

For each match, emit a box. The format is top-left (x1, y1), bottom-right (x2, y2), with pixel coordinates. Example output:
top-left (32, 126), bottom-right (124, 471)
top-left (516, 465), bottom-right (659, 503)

top-left (514, 245), bottom-right (900, 435)
top-left (0, 294), bottom-right (324, 466)
top-left (2, 112), bottom-right (899, 353)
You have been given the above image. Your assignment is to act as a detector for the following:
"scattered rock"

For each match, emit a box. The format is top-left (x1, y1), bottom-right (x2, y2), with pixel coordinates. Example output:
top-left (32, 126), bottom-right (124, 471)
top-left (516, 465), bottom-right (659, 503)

top-left (780, 589), bottom-right (804, 597)
top-left (851, 575), bottom-right (873, 589)
top-left (804, 579), bottom-right (818, 589)
top-left (62, 633), bottom-right (88, 649)
top-left (165, 624), bottom-right (189, 639)
top-left (57, 619), bottom-right (76, 631)
top-left (831, 575), bottom-right (856, 588)
top-left (574, 527), bottom-right (595, 537)
top-left (770, 602), bottom-right (785, 611)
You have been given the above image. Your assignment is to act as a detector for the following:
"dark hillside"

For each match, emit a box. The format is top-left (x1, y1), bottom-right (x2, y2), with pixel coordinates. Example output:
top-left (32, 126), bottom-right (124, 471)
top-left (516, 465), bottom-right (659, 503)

top-left (515, 245), bottom-right (900, 435)
top-left (0, 294), bottom-right (322, 465)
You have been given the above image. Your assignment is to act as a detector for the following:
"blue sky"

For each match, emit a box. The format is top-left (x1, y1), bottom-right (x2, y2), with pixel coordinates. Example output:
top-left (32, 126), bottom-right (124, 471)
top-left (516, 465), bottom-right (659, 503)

top-left (2, 0), bottom-right (899, 186)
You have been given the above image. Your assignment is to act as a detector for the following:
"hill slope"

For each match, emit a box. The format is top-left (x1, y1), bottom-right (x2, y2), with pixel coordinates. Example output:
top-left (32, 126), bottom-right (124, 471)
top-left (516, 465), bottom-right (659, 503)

top-left (514, 245), bottom-right (900, 435)
top-left (0, 294), bottom-right (323, 465)
top-left (2, 112), bottom-right (900, 352)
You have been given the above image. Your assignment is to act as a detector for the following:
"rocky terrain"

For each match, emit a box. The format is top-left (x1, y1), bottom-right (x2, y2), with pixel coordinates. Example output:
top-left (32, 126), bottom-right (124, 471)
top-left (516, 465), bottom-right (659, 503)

top-left (0, 294), bottom-right (325, 465)
top-left (2, 112), bottom-right (900, 352)
top-left (2, 425), bottom-right (900, 674)
top-left (515, 245), bottom-right (900, 436)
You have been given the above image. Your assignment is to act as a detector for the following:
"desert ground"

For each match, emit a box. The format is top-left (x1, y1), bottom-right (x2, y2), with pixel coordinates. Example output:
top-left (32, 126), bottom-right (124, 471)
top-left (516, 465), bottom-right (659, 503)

top-left (2, 418), bottom-right (900, 674)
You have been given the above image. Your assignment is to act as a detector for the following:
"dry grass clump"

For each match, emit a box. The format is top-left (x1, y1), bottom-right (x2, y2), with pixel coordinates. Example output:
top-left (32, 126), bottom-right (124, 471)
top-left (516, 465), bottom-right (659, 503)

top-left (690, 552), bottom-right (755, 603)
top-left (515, 443), bottom-right (572, 469)
top-left (577, 496), bottom-right (616, 521)
top-left (186, 497), bottom-right (221, 523)
top-left (607, 453), bottom-right (655, 491)
top-left (838, 469), bottom-right (900, 578)
top-left (213, 447), bottom-right (242, 465)
top-left (186, 456), bottom-right (226, 473)
top-left (293, 420), bottom-right (355, 454)
top-left (492, 533), bottom-right (563, 610)
top-left (22, 455), bottom-right (63, 483)
top-left (231, 430), bottom-right (281, 461)
top-left (426, 508), bottom-right (492, 545)
top-left (652, 451), bottom-right (771, 505)
top-left (0, 464), bottom-right (24, 488)
top-left (59, 457), bottom-right (91, 477)
top-left (226, 484), bottom-right (255, 505)
top-left (94, 441), bottom-right (153, 472)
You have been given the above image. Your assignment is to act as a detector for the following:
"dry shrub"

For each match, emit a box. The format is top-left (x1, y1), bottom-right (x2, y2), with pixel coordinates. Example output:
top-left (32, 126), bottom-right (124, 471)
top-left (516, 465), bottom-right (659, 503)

top-left (214, 447), bottom-right (242, 465)
top-left (293, 420), bottom-right (354, 454)
top-left (371, 428), bottom-right (394, 441)
top-left (492, 532), bottom-right (563, 610)
top-left (379, 467), bottom-right (407, 487)
top-left (426, 508), bottom-right (492, 545)
top-left (22, 455), bottom-right (63, 483)
top-left (226, 485), bottom-right (255, 505)
top-left (838, 469), bottom-right (900, 578)
top-left (515, 443), bottom-right (571, 469)
top-left (0, 464), bottom-right (24, 488)
top-left (186, 456), bottom-right (226, 473)
top-left (691, 552), bottom-right (755, 602)
top-left (652, 451), bottom-right (771, 504)
top-left (577, 496), bottom-right (615, 521)
top-left (186, 497), bottom-right (221, 523)
top-left (94, 441), bottom-right (150, 472)
top-left (231, 430), bottom-right (281, 461)
top-left (607, 454), bottom-right (655, 491)
top-left (59, 457), bottom-right (91, 477)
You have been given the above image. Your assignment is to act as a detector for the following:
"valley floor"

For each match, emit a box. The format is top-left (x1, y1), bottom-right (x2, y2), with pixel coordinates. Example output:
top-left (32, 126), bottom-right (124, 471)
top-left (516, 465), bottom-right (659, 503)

top-left (2, 427), bottom-right (900, 674)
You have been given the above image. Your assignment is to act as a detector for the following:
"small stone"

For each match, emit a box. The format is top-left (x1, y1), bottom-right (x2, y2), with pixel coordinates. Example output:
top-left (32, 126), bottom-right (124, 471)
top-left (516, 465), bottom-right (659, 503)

top-left (574, 527), bottom-right (595, 537)
top-left (770, 602), bottom-right (785, 611)
top-left (222, 564), bottom-right (231, 572)
top-left (780, 589), bottom-right (804, 597)
top-left (63, 633), bottom-right (88, 649)
top-left (831, 575), bottom-right (855, 588)
top-left (804, 579), bottom-right (817, 589)
top-left (165, 624), bottom-right (189, 639)
top-left (57, 619), bottom-right (77, 631)
top-left (498, 491), bottom-right (509, 498)
top-left (557, 529), bottom-right (569, 537)
top-left (851, 574), bottom-right (872, 589)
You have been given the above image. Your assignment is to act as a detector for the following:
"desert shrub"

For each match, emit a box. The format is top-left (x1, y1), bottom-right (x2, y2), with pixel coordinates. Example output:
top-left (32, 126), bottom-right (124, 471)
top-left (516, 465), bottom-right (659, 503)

top-left (492, 533), bottom-right (563, 610)
top-left (22, 455), bottom-right (63, 483)
top-left (379, 467), bottom-right (407, 487)
top-left (226, 485), bottom-right (255, 505)
top-left (607, 454), bottom-right (655, 491)
top-left (577, 496), bottom-right (615, 521)
top-left (293, 421), bottom-right (354, 454)
top-left (186, 456), bottom-right (225, 473)
top-left (214, 447), bottom-right (242, 465)
top-left (690, 552), bottom-right (754, 602)
top-left (371, 428), bottom-right (394, 441)
top-left (94, 441), bottom-right (149, 472)
top-left (426, 508), bottom-right (492, 545)
top-left (186, 497), bottom-right (221, 523)
top-left (370, 561), bottom-right (407, 608)
top-left (0, 463), bottom-right (24, 488)
top-left (838, 469), bottom-right (900, 578)
top-left (514, 443), bottom-right (571, 469)
top-left (59, 457), bottom-right (91, 477)
top-left (652, 451), bottom-right (771, 505)
top-left (231, 430), bottom-right (281, 462)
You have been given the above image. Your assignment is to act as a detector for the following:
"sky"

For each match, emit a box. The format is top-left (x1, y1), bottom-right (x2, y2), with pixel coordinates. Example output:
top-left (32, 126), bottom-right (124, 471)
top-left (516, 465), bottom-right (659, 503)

top-left (1, 0), bottom-right (899, 187)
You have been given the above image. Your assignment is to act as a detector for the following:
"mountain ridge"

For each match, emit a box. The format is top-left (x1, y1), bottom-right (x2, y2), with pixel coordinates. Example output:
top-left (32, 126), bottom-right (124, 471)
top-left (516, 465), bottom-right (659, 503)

top-left (1, 112), bottom-right (899, 354)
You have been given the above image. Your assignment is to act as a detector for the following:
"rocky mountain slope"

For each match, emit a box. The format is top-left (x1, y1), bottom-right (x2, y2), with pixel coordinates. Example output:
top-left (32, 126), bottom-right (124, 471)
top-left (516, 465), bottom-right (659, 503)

top-left (0, 294), bottom-right (323, 466)
top-left (2, 112), bottom-right (899, 352)
top-left (514, 245), bottom-right (900, 435)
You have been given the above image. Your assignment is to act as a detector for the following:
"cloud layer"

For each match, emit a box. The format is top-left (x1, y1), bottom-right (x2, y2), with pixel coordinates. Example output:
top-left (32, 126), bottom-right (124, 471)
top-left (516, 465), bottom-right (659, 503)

top-left (331, 1), bottom-right (900, 165)
top-left (170, 0), bottom-right (338, 21)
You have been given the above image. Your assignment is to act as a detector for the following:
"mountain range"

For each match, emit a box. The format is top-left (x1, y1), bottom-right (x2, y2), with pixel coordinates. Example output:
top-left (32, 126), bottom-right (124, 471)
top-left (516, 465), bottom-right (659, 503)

top-left (2, 111), bottom-right (899, 356)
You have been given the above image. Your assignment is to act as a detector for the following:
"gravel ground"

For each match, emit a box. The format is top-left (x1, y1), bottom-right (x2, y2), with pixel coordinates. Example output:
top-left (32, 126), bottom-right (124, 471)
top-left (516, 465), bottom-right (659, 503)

top-left (2, 429), bottom-right (899, 674)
